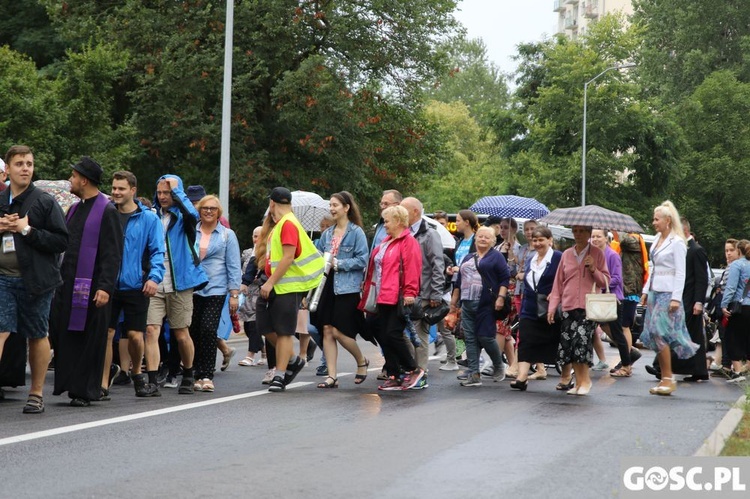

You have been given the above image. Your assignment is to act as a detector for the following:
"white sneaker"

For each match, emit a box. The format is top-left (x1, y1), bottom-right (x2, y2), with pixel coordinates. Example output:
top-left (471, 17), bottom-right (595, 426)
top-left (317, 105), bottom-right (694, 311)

top-left (709, 362), bottom-right (722, 371)
top-left (261, 368), bottom-right (276, 385)
top-left (163, 375), bottom-right (179, 389)
top-left (439, 362), bottom-right (459, 371)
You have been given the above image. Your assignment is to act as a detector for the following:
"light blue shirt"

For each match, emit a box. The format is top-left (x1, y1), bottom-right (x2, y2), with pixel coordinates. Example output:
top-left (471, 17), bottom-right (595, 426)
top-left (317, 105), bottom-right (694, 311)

top-left (194, 223), bottom-right (242, 297)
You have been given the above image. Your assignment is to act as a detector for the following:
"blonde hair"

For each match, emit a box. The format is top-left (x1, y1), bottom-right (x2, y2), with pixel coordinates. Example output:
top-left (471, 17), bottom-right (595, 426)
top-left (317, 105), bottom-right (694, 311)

top-left (382, 205), bottom-right (409, 227)
top-left (196, 194), bottom-right (223, 219)
top-left (654, 200), bottom-right (685, 241)
top-left (476, 226), bottom-right (497, 246)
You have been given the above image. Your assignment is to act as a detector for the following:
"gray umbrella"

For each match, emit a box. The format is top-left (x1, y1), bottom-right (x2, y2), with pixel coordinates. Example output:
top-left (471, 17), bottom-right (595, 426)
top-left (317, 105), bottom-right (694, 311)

top-left (539, 204), bottom-right (644, 233)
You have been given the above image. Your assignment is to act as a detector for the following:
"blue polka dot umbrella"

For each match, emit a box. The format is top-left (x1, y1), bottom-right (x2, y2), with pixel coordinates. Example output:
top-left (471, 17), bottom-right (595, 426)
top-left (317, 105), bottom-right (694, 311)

top-left (469, 195), bottom-right (550, 220)
top-left (539, 204), bottom-right (644, 233)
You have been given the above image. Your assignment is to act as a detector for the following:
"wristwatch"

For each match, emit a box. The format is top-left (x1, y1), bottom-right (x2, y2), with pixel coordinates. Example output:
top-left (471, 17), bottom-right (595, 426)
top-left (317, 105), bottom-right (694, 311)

top-left (21, 225), bottom-right (32, 236)
top-left (230, 294), bottom-right (239, 298)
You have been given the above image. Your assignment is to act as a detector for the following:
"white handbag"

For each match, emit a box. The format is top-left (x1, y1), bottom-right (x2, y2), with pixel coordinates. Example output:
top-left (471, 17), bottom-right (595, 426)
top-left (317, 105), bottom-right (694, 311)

top-left (585, 277), bottom-right (617, 322)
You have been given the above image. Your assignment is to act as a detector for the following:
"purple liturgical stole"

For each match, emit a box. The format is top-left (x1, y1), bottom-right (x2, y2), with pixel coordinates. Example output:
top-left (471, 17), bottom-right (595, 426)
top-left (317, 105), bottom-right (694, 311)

top-left (65, 193), bottom-right (109, 331)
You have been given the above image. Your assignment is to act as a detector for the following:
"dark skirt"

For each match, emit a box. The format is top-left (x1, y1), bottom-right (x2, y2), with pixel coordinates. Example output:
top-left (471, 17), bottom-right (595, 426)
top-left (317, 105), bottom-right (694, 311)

top-left (312, 277), bottom-right (365, 339)
top-left (518, 317), bottom-right (560, 364)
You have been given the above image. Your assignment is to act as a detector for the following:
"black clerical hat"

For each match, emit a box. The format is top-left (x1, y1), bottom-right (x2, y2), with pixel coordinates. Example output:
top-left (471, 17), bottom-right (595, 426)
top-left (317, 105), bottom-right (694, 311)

top-left (72, 156), bottom-right (103, 185)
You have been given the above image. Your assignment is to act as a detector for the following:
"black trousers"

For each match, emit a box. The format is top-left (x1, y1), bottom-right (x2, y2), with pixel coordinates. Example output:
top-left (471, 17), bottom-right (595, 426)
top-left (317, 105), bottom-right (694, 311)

top-left (605, 302), bottom-right (631, 366)
top-left (374, 305), bottom-right (417, 377)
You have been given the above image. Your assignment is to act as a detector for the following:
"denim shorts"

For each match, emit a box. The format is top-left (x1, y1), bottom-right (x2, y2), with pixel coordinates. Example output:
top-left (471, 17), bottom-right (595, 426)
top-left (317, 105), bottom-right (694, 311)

top-left (0, 275), bottom-right (54, 339)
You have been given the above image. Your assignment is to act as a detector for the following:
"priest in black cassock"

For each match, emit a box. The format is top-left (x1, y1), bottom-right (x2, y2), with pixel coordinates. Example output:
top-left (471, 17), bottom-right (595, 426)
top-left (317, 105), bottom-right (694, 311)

top-left (51, 157), bottom-right (123, 407)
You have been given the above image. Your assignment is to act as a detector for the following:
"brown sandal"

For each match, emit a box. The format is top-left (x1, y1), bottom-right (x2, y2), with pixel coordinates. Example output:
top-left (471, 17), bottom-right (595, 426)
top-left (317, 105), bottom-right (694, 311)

top-left (611, 367), bottom-right (632, 377)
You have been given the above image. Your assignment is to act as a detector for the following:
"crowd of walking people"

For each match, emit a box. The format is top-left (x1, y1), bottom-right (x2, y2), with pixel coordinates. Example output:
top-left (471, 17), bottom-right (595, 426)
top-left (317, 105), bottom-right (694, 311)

top-left (0, 144), bottom-right (748, 415)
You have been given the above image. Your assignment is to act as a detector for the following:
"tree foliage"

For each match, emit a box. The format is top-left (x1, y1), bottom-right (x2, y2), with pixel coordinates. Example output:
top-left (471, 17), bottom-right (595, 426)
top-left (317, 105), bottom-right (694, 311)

top-left (31, 0), bottom-right (458, 240)
top-left (633, 0), bottom-right (750, 103)
top-left (493, 15), bottom-right (681, 225)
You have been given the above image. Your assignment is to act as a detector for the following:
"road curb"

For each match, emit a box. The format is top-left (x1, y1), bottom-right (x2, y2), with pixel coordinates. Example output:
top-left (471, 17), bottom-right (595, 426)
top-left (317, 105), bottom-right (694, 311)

top-left (694, 394), bottom-right (747, 456)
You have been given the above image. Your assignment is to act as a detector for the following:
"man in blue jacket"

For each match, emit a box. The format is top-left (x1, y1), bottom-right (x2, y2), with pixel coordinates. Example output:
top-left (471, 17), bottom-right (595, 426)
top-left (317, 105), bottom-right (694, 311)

top-left (105, 171), bottom-right (165, 397)
top-left (146, 174), bottom-right (208, 395)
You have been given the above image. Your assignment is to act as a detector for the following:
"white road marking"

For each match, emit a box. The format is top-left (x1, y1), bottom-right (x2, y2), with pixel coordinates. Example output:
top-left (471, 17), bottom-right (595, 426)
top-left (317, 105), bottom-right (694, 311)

top-left (0, 381), bottom-right (313, 447)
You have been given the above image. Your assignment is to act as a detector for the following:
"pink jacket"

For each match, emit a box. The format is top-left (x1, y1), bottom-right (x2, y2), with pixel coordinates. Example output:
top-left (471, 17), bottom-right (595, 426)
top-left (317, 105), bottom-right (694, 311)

top-left (362, 228), bottom-right (422, 305)
top-left (548, 244), bottom-right (610, 313)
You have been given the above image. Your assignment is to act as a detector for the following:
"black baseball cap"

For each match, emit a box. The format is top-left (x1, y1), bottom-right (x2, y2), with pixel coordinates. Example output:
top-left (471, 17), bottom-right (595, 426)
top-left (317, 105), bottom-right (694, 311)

top-left (269, 187), bottom-right (292, 204)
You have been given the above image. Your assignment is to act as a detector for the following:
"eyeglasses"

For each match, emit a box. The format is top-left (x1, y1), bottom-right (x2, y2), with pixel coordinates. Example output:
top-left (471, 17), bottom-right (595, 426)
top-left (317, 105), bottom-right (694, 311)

top-left (379, 201), bottom-right (397, 208)
top-left (200, 206), bottom-right (219, 212)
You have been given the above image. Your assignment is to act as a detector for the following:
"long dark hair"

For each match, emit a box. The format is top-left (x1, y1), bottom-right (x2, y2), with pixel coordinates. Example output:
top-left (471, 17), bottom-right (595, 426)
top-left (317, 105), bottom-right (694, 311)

top-left (332, 191), bottom-right (363, 228)
top-left (457, 209), bottom-right (479, 232)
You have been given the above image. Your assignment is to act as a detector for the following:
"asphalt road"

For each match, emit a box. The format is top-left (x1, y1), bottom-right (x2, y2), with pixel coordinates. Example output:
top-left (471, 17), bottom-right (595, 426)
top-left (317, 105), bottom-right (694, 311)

top-left (0, 340), bottom-right (745, 499)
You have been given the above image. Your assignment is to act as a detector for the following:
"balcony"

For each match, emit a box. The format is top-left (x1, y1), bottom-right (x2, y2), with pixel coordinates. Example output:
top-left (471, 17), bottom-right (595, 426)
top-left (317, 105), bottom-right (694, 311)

top-left (565, 0), bottom-right (579, 5)
top-left (564, 16), bottom-right (578, 29)
top-left (553, 0), bottom-right (565, 12)
top-left (584, 2), bottom-right (598, 18)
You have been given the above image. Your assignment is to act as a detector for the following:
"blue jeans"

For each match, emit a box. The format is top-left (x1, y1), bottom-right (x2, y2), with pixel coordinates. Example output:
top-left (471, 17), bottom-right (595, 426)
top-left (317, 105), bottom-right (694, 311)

top-left (461, 300), bottom-right (503, 375)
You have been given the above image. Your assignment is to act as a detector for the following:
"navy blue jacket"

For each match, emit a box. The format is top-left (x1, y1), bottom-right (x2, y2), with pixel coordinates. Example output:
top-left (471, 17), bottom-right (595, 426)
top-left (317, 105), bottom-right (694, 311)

top-left (519, 250), bottom-right (562, 320)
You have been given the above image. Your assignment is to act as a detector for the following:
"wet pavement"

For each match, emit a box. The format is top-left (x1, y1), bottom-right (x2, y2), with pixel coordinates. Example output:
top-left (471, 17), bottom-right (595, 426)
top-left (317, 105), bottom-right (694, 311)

top-left (0, 340), bottom-right (744, 498)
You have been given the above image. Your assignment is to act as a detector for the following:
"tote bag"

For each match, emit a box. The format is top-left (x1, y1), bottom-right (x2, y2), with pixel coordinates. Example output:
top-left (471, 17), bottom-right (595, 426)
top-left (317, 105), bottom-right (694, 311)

top-left (585, 278), bottom-right (617, 322)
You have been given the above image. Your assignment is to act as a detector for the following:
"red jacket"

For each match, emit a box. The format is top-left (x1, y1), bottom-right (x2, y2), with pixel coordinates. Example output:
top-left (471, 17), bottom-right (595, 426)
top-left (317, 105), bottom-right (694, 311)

top-left (362, 228), bottom-right (422, 305)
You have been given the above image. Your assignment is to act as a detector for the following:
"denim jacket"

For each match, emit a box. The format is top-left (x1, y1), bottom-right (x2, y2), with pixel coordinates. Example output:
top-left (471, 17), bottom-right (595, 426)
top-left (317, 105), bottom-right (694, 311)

top-left (195, 222), bottom-right (242, 297)
top-left (721, 258), bottom-right (750, 309)
top-left (316, 222), bottom-right (369, 295)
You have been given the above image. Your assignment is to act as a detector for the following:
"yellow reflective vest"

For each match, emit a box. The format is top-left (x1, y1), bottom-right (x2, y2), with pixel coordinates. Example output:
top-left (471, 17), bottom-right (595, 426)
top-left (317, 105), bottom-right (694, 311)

top-left (269, 212), bottom-right (324, 294)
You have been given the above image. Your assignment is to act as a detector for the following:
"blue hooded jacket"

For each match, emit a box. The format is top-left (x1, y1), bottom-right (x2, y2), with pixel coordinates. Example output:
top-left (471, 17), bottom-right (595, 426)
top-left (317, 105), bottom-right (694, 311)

top-left (153, 174), bottom-right (208, 291)
top-left (116, 200), bottom-right (166, 292)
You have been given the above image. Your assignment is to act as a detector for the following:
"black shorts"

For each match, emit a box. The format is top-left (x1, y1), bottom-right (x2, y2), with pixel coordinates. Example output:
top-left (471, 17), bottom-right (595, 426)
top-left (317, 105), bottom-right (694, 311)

top-left (109, 290), bottom-right (150, 333)
top-left (621, 300), bottom-right (638, 328)
top-left (256, 291), bottom-right (303, 336)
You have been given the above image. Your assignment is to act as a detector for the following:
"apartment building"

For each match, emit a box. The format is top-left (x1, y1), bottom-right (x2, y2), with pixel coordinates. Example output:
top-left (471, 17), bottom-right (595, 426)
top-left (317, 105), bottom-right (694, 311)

top-left (553, 0), bottom-right (633, 39)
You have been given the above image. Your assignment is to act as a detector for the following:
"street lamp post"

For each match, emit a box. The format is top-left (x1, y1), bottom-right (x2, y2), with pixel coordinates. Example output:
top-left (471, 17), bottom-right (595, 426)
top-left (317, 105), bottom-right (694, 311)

top-left (581, 62), bottom-right (636, 206)
top-left (219, 0), bottom-right (234, 217)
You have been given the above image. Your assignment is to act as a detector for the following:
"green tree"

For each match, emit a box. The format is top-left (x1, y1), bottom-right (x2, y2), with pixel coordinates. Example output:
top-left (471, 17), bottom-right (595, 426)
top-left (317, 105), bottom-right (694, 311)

top-left (39, 0), bottom-right (459, 236)
top-left (633, 0), bottom-right (750, 103)
top-left (672, 71), bottom-right (750, 263)
top-left (494, 14), bottom-right (681, 225)
top-left (428, 36), bottom-right (510, 128)
top-left (0, 0), bottom-right (65, 69)
top-left (418, 100), bottom-right (507, 212)
top-left (0, 46), bottom-right (62, 178)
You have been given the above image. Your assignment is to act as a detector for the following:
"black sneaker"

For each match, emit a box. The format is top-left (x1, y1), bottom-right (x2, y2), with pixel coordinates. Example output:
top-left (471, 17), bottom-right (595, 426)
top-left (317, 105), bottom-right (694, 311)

top-left (178, 377), bottom-right (195, 394)
top-left (268, 375), bottom-right (286, 392)
top-left (727, 371), bottom-right (747, 383)
top-left (133, 374), bottom-right (161, 397)
top-left (712, 367), bottom-right (732, 379)
top-left (108, 364), bottom-right (121, 389)
top-left (283, 358), bottom-right (306, 385)
top-left (316, 365), bottom-right (329, 376)
top-left (112, 370), bottom-right (131, 386)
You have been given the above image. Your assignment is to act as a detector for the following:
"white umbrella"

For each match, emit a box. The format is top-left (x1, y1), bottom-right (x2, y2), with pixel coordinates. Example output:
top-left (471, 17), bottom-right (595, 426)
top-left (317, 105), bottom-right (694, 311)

top-left (264, 190), bottom-right (330, 232)
top-left (291, 191), bottom-right (330, 232)
top-left (422, 215), bottom-right (455, 250)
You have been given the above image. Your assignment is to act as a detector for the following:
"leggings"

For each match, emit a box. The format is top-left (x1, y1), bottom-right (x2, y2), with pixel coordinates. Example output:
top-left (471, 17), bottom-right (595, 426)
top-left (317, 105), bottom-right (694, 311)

top-left (190, 295), bottom-right (225, 380)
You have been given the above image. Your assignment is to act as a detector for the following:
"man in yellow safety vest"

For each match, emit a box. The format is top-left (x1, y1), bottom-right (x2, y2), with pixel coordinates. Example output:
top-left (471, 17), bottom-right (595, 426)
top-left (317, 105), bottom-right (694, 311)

top-left (258, 187), bottom-right (324, 392)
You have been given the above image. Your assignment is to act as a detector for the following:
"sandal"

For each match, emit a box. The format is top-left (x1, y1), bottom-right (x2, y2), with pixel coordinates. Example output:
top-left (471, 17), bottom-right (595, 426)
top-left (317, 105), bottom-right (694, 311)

top-left (201, 379), bottom-right (214, 392)
top-left (556, 379), bottom-right (575, 391)
top-left (354, 358), bottom-right (370, 384)
top-left (611, 367), bottom-right (632, 378)
top-left (22, 394), bottom-right (44, 414)
top-left (69, 397), bottom-right (90, 407)
top-left (238, 357), bottom-right (255, 367)
top-left (317, 376), bottom-right (339, 389)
